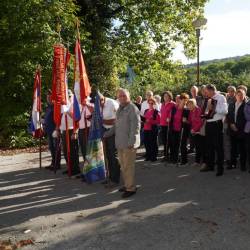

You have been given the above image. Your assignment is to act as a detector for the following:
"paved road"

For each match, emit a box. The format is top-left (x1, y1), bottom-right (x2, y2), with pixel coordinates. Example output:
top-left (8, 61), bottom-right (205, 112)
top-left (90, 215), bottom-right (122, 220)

top-left (0, 151), bottom-right (250, 250)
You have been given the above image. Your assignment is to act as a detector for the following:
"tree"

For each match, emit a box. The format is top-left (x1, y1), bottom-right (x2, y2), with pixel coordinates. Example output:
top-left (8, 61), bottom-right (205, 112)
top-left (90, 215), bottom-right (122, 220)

top-left (0, 0), bottom-right (208, 147)
top-left (0, 0), bottom-right (78, 147)
top-left (76, 0), bottom-right (207, 93)
top-left (185, 55), bottom-right (250, 94)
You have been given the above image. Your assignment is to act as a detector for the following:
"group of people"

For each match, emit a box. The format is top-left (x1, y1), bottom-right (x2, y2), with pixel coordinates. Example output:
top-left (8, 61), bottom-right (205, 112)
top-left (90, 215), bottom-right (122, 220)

top-left (135, 84), bottom-right (250, 177)
top-left (44, 88), bottom-right (140, 198)
top-left (44, 83), bottom-right (250, 198)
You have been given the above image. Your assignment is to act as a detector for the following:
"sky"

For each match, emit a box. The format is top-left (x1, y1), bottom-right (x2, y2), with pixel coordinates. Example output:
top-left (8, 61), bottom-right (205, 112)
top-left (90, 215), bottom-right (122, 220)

top-left (173, 0), bottom-right (250, 64)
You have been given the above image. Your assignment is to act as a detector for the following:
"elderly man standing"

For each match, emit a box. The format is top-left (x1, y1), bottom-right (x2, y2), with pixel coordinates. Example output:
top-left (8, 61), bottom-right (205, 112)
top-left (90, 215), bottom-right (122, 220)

top-left (105, 88), bottom-right (141, 198)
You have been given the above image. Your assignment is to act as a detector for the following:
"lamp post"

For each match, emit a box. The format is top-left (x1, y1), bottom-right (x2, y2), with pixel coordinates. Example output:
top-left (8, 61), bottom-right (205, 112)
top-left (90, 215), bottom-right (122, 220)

top-left (192, 17), bottom-right (207, 85)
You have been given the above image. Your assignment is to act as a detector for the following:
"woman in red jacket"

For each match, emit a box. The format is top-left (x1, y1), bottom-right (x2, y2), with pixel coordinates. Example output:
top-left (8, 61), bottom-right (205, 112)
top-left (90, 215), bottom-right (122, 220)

top-left (169, 93), bottom-right (190, 165)
top-left (143, 98), bottom-right (160, 161)
top-left (187, 99), bottom-right (205, 167)
top-left (160, 91), bottom-right (175, 161)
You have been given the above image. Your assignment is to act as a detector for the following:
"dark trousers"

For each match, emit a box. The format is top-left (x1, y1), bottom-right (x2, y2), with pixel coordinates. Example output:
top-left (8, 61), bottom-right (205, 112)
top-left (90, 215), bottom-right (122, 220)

top-left (48, 134), bottom-right (56, 166)
top-left (189, 135), bottom-right (195, 151)
top-left (144, 130), bottom-right (158, 160)
top-left (205, 120), bottom-right (224, 172)
top-left (48, 134), bottom-right (61, 168)
top-left (230, 135), bottom-right (246, 170)
top-left (160, 126), bottom-right (170, 158)
top-left (246, 133), bottom-right (250, 171)
top-left (62, 130), bottom-right (79, 174)
top-left (104, 133), bottom-right (120, 183)
top-left (170, 129), bottom-right (188, 164)
top-left (78, 128), bottom-right (89, 161)
top-left (193, 134), bottom-right (205, 164)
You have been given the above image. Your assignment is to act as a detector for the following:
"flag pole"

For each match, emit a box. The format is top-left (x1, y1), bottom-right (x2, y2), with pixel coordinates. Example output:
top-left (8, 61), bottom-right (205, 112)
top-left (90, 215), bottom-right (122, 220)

top-left (39, 114), bottom-right (42, 169)
top-left (38, 65), bottom-right (42, 169)
top-left (65, 41), bottom-right (72, 177)
top-left (76, 18), bottom-right (80, 41)
top-left (75, 18), bottom-right (88, 158)
top-left (65, 115), bottom-right (72, 177)
top-left (56, 23), bottom-right (72, 177)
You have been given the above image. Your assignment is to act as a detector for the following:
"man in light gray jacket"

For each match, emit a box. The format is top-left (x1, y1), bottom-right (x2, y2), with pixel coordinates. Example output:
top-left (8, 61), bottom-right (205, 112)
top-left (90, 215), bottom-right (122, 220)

top-left (104, 88), bottom-right (141, 198)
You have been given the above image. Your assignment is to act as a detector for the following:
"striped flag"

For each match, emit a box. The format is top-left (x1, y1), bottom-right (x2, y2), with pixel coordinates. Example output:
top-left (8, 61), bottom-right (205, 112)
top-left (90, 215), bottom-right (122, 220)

top-left (74, 39), bottom-right (91, 105)
top-left (30, 69), bottom-right (42, 138)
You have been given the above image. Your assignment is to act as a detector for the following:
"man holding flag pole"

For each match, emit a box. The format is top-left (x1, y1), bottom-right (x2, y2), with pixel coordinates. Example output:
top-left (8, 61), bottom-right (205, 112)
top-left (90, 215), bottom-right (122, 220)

top-left (51, 39), bottom-right (79, 177)
top-left (73, 19), bottom-right (107, 183)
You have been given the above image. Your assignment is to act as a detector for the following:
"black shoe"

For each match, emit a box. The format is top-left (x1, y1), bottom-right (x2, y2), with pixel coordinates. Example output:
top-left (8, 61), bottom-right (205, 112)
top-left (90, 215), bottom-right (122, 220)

top-left (105, 182), bottom-right (119, 188)
top-left (122, 191), bottom-right (136, 198)
top-left (241, 168), bottom-right (246, 172)
top-left (161, 157), bottom-right (167, 162)
top-left (200, 166), bottom-right (214, 172)
top-left (72, 170), bottom-right (81, 176)
top-left (45, 165), bottom-right (53, 170)
top-left (101, 180), bottom-right (108, 185)
top-left (144, 158), bottom-right (150, 161)
top-left (151, 158), bottom-right (157, 162)
top-left (62, 170), bottom-right (68, 175)
top-left (216, 171), bottom-right (224, 176)
top-left (227, 165), bottom-right (236, 170)
top-left (119, 187), bottom-right (126, 192)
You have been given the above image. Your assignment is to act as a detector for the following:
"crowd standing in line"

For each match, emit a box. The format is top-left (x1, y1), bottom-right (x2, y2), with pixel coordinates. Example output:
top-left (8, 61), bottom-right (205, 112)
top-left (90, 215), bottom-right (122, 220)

top-left (44, 83), bottom-right (250, 198)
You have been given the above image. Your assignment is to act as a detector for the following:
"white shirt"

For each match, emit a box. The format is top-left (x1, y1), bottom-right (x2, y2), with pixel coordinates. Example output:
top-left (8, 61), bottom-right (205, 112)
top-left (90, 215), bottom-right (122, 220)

top-left (235, 102), bottom-right (242, 123)
top-left (79, 104), bottom-right (92, 129)
top-left (101, 98), bottom-right (119, 129)
top-left (140, 100), bottom-right (149, 116)
top-left (207, 92), bottom-right (228, 122)
top-left (60, 102), bottom-right (74, 131)
top-left (157, 103), bottom-right (162, 111)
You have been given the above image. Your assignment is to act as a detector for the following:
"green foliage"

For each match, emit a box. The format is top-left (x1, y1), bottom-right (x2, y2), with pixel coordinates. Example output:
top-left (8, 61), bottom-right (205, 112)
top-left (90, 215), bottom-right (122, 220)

top-left (0, 0), bottom-right (208, 148)
top-left (122, 61), bottom-right (187, 98)
top-left (186, 55), bottom-right (250, 94)
top-left (0, 0), bottom-right (78, 148)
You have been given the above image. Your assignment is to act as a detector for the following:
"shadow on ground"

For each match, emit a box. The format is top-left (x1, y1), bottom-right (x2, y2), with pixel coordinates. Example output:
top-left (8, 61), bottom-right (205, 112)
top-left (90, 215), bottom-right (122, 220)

top-left (0, 152), bottom-right (250, 250)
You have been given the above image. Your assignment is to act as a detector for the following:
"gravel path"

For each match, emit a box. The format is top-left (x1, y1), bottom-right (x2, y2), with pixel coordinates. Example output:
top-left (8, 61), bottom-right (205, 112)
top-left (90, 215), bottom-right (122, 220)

top-left (0, 150), bottom-right (250, 250)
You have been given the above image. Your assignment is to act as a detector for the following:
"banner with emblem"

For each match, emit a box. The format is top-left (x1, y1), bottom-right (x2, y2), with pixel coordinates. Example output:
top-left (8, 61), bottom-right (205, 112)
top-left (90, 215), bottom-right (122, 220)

top-left (83, 94), bottom-right (106, 183)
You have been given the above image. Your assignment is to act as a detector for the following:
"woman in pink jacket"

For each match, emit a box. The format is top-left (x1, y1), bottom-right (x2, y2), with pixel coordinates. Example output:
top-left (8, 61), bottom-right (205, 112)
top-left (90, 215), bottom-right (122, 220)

top-left (160, 91), bottom-right (175, 161)
top-left (143, 98), bottom-right (160, 162)
top-left (187, 99), bottom-right (205, 167)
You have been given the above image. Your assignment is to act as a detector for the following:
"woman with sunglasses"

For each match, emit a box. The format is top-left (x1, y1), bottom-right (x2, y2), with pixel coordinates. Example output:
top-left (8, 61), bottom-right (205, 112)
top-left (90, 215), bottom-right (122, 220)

top-left (143, 98), bottom-right (160, 162)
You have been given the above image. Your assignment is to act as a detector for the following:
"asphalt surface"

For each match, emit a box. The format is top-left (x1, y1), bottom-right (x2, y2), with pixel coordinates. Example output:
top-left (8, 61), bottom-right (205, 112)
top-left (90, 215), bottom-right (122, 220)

top-left (1, 150), bottom-right (250, 250)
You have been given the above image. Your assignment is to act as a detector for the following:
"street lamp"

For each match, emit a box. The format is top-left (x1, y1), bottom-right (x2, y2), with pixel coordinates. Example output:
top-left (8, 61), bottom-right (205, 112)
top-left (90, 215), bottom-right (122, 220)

top-left (192, 17), bottom-right (207, 85)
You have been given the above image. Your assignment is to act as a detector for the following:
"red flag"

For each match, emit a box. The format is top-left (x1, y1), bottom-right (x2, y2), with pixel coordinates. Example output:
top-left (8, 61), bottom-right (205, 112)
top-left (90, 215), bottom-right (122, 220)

top-left (51, 44), bottom-right (66, 127)
top-left (74, 39), bottom-right (91, 105)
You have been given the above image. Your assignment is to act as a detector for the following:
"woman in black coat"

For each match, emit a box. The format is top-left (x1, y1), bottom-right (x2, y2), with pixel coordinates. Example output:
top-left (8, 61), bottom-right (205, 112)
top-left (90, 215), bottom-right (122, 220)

top-left (227, 89), bottom-right (247, 171)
